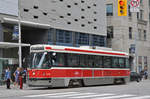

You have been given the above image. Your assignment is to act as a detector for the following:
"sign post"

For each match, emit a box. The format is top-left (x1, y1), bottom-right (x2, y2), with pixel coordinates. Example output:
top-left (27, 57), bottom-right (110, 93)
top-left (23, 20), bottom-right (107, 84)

top-left (129, 0), bottom-right (140, 72)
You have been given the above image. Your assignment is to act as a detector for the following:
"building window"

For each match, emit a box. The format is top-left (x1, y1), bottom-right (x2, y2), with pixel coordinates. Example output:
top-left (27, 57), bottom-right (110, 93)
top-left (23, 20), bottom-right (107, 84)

top-left (91, 35), bottom-right (106, 47)
top-left (149, 13), bottom-right (150, 21)
top-left (33, 16), bottom-right (38, 19)
top-left (138, 29), bottom-right (142, 40)
top-left (129, 27), bottom-right (132, 39)
top-left (137, 10), bottom-right (144, 20)
top-left (107, 26), bottom-right (113, 38)
top-left (137, 12), bottom-right (139, 19)
top-left (140, 10), bottom-right (143, 20)
top-left (106, 4), bottom-right (113, 16)
top-left (138, 56), bottom-right (142, 72)
top-left (128, 5), bottom-right (132, 17)
top-left (43, 12), bottom-right (47, 16)
top-left (56, 29), bottom-right (73, 46)
top-left (48, 29), bottom-right (53, 44)
top-left (149, 0), bottom-right (150, 7)
top-left (74, 3), bottom-right (78, 5)
top-left (144, 30), bottom-right (147, 40)
top-left (33, 6), bottom-right (39, 9)
top-left (75, 32), bottom-right (89, 46)
top-left (24, 9), bottom-right (29, 12)
top-left (93, 4), bottom-right (97, 6)
top-left (67, 5), bottom-right (71, 8)
top-left (144, 56), bottom-right (147, 67)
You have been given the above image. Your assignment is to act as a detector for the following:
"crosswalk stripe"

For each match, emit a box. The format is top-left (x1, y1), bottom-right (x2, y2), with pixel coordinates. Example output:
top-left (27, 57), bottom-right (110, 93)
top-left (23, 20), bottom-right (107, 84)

top-left (24, 92), bottom-right (78, 97)
top-left (48, 93), bottom-right (95, 98)
top-left (24, 92), bottom-right (150, 99)
top-left (93, 94), bottom-right (135, 99)
top-left (123, 96), bottom-right (150, 99)
top-left (70, 94), bottom-right (115, 98)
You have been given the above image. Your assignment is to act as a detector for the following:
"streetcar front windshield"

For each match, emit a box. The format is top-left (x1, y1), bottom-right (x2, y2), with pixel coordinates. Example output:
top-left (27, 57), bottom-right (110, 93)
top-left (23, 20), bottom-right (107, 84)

top-left (30, 52), bottom-right (52, 69)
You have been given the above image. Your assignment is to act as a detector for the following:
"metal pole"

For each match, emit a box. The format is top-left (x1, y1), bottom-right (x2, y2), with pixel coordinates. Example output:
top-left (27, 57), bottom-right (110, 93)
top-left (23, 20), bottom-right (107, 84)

top-left (18, 0), bottom-right (22, 68)
top-left (134, 19), bottom-right (138, 72)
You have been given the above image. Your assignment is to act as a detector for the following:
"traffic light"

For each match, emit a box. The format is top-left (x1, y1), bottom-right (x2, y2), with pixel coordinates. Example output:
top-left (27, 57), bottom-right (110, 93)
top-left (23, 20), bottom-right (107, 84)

top-left (118, 0), bottom-right (127, 16)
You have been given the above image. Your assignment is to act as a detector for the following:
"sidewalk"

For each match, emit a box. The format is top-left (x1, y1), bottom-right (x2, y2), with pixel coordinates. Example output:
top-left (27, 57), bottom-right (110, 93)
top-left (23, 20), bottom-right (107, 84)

top-left (0, 83), bottom-right (29, 90)
top-left (0, 83), bottom-right (33, 98)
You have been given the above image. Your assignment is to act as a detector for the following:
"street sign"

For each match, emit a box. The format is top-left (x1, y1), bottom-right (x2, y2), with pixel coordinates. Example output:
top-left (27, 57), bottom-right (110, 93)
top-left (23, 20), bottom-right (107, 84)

top-left (12, 25), bottom-right (19, 40)
top-left (130, 44), bottom-right (135, 53)
top-left (129, 0), bottom-right (140, 12)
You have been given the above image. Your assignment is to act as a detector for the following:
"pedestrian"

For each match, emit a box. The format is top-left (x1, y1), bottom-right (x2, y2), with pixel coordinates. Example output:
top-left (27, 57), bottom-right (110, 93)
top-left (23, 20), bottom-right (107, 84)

top-left (140, 70), bottom-right (144, 80)
top-left (4, 67), bottom-right (12, 89)
top-left (19, 68), bottom-right (24, 89)
top-left (13, 67), bottom-right (20, 88)
top-left (22, 68), bottom-right (27, 83)
top-left (144, 70), bottom-right (148, 79)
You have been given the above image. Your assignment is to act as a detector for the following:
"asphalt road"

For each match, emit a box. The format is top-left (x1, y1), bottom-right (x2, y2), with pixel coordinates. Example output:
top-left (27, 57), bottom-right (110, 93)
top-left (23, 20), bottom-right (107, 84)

top-left (0, 80), bottom-right (150, 99)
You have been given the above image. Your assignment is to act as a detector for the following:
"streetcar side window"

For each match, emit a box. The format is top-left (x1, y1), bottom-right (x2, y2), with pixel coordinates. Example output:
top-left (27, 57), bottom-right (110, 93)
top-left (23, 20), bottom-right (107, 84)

top-left (67, 53), bottom-right (80, 67)
top-left (119, 58), bottom-right (125, 68)
top-left (94, 55), bottom-right (103, 68)
top-left (112, 57), bottom-right (119, 68)
top-left (52, 53), bottom-right (65, 66)
top-left (125, 58), bottom-right (130, 68)
top-left (103, 56), bottom-right (112, 68)
top-left (87, 55), bottom-right (95, 67)
top-left (79, 54), bottom-right (88, 67)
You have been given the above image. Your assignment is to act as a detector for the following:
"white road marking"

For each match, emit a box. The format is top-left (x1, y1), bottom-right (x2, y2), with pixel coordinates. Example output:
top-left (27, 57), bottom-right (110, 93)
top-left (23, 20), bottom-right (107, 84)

top-left (24, 92), bottom-right (78, 97)
top-left (123, 96), bottom-right (150, 99)
top-left (70, 94), bottom-right (115, 98)
top-left (93, 94), bottom-right (135, 99)
top-left (48, 93), bottom-right (95, 98)
top-left (24, 92), bottom-right (150, 99)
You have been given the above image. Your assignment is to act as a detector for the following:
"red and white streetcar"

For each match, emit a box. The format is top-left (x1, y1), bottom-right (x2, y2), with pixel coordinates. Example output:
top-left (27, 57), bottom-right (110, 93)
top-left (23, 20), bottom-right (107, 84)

top-left (27, 45), bottom-right (130, 87)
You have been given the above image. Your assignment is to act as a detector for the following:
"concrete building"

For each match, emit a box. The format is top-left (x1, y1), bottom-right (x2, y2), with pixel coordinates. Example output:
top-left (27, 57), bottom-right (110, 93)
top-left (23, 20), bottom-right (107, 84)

top-left (106, 0), bottom-right (150, 78)
top-left (0, 0), bottom-right (107, 83)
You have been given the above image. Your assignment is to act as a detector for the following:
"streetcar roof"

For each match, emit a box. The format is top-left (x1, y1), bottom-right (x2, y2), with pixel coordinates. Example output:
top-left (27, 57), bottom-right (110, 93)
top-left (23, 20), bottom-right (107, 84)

top-left (30, 44), bottom-right (129, 57)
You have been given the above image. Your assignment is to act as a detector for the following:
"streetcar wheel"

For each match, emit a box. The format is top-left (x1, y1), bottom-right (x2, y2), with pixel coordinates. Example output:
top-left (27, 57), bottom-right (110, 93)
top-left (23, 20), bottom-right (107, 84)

top-left (78, 80), bottom-right (84, 87)
top-left (121, 78), bottom-right (126, 84)
top-left (68, 80), bottom-right (74, 88)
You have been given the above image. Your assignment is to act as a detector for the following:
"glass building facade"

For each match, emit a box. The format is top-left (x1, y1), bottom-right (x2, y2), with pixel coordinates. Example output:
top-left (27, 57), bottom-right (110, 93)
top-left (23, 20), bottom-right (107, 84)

top-left (48, 28), bottom-right (106, 47)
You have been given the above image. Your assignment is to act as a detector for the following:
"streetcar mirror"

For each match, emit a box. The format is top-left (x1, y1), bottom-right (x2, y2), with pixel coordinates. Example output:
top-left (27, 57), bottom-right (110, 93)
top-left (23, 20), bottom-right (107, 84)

top-left (52, 52), bottom-right (56, 56)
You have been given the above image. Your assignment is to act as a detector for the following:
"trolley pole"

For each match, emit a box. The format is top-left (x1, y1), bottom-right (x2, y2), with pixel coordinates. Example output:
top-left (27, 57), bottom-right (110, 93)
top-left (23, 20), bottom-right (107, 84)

top-left (18, 0), bottom-right (22, 68)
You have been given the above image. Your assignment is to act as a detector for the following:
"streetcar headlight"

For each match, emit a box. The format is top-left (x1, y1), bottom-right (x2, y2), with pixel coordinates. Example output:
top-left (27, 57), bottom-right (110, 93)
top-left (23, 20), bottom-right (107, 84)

top-left (43, 72), bottom-right (46, 76)
top-left (32, 72), bottom-right (36, 75)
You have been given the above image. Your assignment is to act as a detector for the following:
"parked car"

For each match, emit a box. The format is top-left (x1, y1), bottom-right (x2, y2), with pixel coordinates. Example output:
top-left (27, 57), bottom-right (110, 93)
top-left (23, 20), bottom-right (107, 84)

top-left (130, 72), bottom-right (142, 82)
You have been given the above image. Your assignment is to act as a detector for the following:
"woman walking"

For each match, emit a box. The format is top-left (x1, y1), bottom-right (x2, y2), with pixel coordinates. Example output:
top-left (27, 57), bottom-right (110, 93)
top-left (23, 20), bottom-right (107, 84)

top-left (13, 67), bottom-right (20, 88)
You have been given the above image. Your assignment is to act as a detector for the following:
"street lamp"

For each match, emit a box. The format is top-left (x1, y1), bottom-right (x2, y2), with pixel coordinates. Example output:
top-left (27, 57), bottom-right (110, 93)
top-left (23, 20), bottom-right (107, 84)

top-left (18, 0), bottom-right (22, 68)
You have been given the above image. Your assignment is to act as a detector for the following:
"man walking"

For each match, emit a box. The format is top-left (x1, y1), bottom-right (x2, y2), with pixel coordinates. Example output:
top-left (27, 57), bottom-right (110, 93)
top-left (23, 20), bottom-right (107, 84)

top-left (4, 67), bottom-right (11, 89)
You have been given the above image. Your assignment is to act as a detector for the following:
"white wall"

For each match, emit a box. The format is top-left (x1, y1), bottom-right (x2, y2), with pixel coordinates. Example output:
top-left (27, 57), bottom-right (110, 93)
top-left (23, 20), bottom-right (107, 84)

top-left (0, 0), bottom-right (18, 16)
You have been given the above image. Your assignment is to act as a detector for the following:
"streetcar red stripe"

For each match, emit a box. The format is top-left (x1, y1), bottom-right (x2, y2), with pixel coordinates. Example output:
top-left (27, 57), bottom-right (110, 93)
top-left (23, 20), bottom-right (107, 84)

top-left (28, 69), bottom-right (130, 78)
top-left (45, 46), bottom-right (52, 50)
top-left (65, 48), bottom-right (126, 56)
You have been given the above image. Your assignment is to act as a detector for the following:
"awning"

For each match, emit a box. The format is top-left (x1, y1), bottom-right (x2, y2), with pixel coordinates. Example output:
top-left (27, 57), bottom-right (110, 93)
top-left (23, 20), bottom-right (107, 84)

top-left (0, 42), bottom-right (30, 48)
top-left (2, 17), bottom-right (51, 29)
